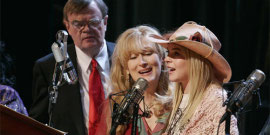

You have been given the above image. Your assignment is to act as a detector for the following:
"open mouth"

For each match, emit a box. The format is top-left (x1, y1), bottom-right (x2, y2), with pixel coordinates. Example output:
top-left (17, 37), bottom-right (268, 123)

top-left (167, 67), bottom-right (175, 73)
top-left (138, 68), bottom-right (152, 74)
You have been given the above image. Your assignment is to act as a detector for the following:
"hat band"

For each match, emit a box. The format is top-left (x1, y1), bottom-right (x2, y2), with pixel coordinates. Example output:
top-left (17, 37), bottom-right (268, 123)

top-left (204, 48), bottom-right (213, 58)
top-left (203, 26), bottom-right (214, 58)
top-left (172, 32), bottom-right (214, 58)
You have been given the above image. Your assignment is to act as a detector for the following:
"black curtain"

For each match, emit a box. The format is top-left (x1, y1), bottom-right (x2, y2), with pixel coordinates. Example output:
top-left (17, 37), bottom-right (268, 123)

top-left (2, 0), bottom-right (269, 134)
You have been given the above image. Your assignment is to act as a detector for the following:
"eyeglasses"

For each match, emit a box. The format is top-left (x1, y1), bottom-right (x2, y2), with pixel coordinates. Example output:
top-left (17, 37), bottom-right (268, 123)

top-left (70, 18), bottom-right (103, 30)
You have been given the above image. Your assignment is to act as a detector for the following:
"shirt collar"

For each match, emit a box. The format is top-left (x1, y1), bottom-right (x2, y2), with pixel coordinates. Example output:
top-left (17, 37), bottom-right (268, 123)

top-left (75, 40), bottom-right (108, 72)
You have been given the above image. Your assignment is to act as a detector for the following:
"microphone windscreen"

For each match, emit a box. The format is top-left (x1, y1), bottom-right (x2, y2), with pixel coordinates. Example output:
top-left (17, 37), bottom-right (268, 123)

top-left (51, 42), bottom-right (64, 62)
top-left (133, 78), bottom-right (148, 92)
top-left (247, 69), bottom-right (266, 87)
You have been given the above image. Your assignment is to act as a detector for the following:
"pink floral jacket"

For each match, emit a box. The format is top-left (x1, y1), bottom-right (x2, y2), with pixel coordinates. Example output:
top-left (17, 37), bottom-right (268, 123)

top-left (180, 84), bottom-right (239, 135)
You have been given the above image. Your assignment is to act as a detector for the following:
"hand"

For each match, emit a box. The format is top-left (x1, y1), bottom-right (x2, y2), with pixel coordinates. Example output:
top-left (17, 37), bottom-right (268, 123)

top-left (162, 133), bottom-right (168, 135)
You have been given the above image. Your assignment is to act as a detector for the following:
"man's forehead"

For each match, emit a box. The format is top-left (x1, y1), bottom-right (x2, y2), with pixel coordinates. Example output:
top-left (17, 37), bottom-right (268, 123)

top-left (68, 1), bottom-right (102, 18)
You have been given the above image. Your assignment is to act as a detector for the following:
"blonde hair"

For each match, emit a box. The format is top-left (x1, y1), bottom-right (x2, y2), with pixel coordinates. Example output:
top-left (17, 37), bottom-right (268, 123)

top-left (109, 25), bottom-right (171, 134)
top-left (167, 45), bottom-right (219, 129)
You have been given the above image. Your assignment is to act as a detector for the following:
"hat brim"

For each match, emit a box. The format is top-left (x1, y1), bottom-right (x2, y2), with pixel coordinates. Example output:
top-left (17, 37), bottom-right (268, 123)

top-left (150, 36), bottom-right (231, 83)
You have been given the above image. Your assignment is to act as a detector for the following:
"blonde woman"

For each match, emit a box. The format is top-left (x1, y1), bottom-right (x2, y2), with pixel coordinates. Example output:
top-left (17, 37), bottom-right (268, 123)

top-left (150, 21), bottom-right (239, 135)
top-left (108, 25), bottom-right (171, 135)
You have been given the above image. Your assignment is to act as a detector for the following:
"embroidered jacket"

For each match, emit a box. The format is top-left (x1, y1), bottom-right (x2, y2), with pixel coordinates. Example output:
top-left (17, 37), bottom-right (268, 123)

top-left (171, 84), bottom-right (239, 135)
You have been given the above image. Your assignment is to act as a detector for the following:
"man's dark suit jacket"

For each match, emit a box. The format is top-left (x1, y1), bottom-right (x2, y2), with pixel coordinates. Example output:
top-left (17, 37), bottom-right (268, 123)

top-left (29, 42), bottom-right (115, 135)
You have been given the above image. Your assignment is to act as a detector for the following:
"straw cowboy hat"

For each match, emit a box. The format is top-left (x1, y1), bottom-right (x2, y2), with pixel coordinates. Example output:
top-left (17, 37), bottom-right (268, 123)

top-left (149, 21), bottom-right (231, 83)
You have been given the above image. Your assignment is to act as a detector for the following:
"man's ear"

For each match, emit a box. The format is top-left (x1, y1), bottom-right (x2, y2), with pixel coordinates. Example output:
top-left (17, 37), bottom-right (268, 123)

top-left (64, 20), bottom-right (70, 30)
top-left (103, 15), bottom-right (108, 31)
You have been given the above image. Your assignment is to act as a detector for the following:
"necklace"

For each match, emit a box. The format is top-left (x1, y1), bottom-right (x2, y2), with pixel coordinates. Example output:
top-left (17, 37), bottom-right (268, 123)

top-left (146, 103), bottom-right (154, 110)
top-left (143, 103), bottom-right (154, 118)
top-left (166, 107), bottom-right (184, 135)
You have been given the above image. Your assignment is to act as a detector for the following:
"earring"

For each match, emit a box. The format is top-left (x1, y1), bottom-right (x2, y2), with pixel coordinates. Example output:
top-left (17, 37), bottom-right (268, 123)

top-left (125, 71), bottom-right (130, 81)
top-left (127, 75), bottom-right (130, 83)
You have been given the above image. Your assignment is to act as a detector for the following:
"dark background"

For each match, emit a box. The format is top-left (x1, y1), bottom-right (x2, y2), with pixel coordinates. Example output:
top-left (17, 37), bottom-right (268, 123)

top-left (1, 0), bottom-right (269, 134)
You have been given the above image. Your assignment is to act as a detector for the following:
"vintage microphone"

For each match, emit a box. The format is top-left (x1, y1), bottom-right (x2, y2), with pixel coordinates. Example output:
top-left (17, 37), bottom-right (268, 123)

top-left (51, 30), bottom-right (78, 85)
top-left (110, 78), bottom-right (148, 135)
top-left (220, 69), bottom-right (266, 124)
top-left (48, 30), bottom-right (78, 127)
top-left (215, 69), bottom-right (266, 135)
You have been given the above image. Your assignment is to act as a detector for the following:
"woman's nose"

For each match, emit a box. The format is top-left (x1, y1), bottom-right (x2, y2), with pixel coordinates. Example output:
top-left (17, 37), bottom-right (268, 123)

top-left (138, 55), bottom-right (148, 67)
top-left (164, 56), bottom-right (172, 63)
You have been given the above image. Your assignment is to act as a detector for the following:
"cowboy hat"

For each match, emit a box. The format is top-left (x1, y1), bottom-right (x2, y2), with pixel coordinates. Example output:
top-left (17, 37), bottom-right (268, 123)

top-left (149, 21), bottom-right (231, 83)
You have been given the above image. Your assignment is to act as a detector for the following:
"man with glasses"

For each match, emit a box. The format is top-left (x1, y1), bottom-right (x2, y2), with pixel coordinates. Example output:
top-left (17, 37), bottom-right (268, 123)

top-left (29, 0), bottom-right (115, 135)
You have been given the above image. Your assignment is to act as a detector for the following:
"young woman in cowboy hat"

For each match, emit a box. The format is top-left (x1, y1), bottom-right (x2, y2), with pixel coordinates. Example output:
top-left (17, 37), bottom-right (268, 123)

top-left (150, 21), bottom-right (239, 135)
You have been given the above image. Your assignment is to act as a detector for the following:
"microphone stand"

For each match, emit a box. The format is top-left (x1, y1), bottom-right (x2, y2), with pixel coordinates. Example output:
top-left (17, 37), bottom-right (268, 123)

top-left (110, 100), bottom-right (140, 135)
top-left (220, 81), bottom-right (241, 135)
top-left (48, 84), bottom-right (58, 127)
top-left (259, 114), bottom-right (270, 135)
top-left (131, 103), bottom-right (139, 135)
top-left (224, 92), bottom-right (231, 135)
top-left (48, 30), bottom-right (69, 127)
top-left (48, 62), bottom-right (65, 127)
top-left (109, 91), bottom-right (149, 135)
top-left (109, 91), bottom-right (127, 135)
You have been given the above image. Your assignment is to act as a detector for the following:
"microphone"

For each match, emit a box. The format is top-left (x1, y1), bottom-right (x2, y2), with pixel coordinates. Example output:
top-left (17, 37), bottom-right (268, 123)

top-left (51, 30), bottom-right (78, 85)
top-left (110, 78), bottom-right (148, 134)
top-left (220, 69), bottom-right (266, 123)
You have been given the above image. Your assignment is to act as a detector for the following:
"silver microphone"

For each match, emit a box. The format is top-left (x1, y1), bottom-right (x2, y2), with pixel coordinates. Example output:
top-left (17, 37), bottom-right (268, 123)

top-left (51, 30), bottom-right (78, 85)
top-left (110, 78), bottom-right (148, 134)
top-left (220, 69), bottom-right (266, 123)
